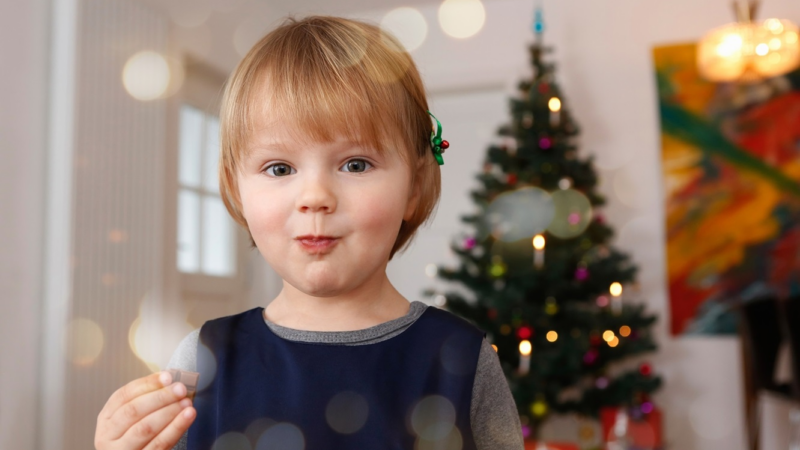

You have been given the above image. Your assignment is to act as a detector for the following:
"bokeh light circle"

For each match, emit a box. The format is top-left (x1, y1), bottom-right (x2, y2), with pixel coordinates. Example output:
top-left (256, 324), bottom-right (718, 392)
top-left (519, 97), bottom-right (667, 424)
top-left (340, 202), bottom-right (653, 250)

top-left (438, 0), bottom-right (486, 39)
top-left (255, 422), bottom-right (305, 450)
top-left (122, 51), bottom-right (171, 101)
top-left (196, 342), bottom-right (217, 392)
top-left (410, 395), bottom-right (457, 441)
top-left (211, 432), bottom-right (251, 450)
top-left (66, 317), bottom-right (104, 366)
top-left (416, 425), bottom-right (463, 450)
top-left (325, 391), bottom-right (369, 434)
top-left (381, 7), bottom-right (428, 52)
top-left (546, 189), bottom-right (593, 238)
top-left (484, 187), bottom-right (554, 242)
top-left (440, 333), bottom-right (476, 376)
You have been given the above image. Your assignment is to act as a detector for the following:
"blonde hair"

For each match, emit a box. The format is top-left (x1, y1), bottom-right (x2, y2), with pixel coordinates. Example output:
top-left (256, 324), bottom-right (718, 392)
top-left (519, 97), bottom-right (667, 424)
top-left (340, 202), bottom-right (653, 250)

top-left (218, 16), bottom-right (441, 260)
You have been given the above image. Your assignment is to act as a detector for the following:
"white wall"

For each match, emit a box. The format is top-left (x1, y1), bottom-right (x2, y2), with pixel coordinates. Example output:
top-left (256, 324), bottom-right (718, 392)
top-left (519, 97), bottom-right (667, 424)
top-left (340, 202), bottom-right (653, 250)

top-left (0, 0), bottom-right (49, 448)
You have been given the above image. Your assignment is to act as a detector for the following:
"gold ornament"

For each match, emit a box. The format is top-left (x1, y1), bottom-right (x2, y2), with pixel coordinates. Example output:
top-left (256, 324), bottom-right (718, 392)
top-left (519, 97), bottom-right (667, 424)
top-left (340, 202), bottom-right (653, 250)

top-left (530, 400), bottom-right (548, 417)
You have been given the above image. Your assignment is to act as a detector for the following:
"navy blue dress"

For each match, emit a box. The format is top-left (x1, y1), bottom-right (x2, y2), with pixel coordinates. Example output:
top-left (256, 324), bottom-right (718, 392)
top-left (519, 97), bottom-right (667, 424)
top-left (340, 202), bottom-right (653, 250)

top-left (187, 306), bottom-right (486, 450)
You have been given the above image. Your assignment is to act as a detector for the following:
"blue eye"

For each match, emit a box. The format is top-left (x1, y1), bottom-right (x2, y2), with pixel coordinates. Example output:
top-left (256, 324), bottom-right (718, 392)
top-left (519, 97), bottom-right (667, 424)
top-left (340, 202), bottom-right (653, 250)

top-left (341, 159), bottom-right (373, 173)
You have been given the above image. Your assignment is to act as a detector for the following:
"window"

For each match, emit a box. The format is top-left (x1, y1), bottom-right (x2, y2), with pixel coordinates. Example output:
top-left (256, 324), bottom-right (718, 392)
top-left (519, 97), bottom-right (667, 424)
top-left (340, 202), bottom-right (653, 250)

top-left (176, 104), bottom-right (237, 278)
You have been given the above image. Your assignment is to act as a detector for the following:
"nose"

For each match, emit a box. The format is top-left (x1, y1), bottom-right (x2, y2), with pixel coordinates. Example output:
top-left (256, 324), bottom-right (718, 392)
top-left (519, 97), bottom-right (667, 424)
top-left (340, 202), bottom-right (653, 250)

top-left (296, 171), bottom-right (337, 214)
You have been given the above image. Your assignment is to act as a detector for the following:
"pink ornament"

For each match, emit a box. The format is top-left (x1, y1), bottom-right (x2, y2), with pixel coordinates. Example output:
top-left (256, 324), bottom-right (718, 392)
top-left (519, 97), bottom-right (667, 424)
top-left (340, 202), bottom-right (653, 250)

top-left (464, 237), bottom-right (476, 249)
top-left (596, 377), bottom-right (609, 389)
top-left (539, 137), bottom-right (552, 149)
top-left (583, 349), bottom-right (598, 365)
top-left (568, 212), bottom-right (581, 225)
top-left (641, 401), bottom-right (654, 414)
top-left (596, 295), bottom-right (609, 307)
top-left (575, 267), bottom-right (589, 281)
top-left (521, 425), bottom-right (532, 438)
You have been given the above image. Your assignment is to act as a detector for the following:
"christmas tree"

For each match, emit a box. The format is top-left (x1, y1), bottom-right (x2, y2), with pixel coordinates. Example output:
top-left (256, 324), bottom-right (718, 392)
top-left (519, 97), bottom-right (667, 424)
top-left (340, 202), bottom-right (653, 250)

top-left (424, 8), bottom-right (662, 441)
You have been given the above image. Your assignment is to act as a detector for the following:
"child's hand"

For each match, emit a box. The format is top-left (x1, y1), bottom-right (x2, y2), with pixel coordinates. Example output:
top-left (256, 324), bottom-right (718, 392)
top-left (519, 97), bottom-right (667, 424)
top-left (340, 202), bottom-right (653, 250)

top-left (95, 371), bottom-right (196, 450)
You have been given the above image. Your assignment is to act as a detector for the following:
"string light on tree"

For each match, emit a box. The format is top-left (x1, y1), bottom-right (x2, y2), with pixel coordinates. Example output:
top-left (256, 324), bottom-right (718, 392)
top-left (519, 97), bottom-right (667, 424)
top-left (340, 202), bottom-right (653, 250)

top-left (518, 339), bottom-right (532, 375)
top-left (532, 234), bottom-right (545, 269)
top-left (610, 282), bottom-right (623, 315)
top-left (548, 96), bottom-right (561, 126)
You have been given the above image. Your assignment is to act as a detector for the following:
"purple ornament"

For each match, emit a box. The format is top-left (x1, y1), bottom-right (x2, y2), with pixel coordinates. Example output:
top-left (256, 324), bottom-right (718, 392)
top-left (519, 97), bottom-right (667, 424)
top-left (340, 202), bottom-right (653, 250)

top-left (575, 267), bottom-right (589, 281)
top-left (583, 349), bottom-right (598, 364)
top-left (521, 425), bottom-right (532, 438)
top-left (641, 401), bottom-right (654, 414)
top-left (630, 405), bottom-right (644, 421)
top-left (463, 236), bottom-right (476, 250)
top-left (596, 377), bottom-right (609, 389)
top-left (539, 137), bottom-right (552, 149)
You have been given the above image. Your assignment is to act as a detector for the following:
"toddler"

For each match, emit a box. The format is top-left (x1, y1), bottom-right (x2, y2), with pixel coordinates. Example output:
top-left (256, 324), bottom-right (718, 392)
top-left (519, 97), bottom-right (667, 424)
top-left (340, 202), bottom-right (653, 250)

top-left (94, 15), bottom-right (524, 450)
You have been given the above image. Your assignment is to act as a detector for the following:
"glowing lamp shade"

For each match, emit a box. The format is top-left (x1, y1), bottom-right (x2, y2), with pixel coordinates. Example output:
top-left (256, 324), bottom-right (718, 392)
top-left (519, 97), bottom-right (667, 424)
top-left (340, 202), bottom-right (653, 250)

top-left (698, 18), bottom-right (800, 82)
top-left (122, 51), bottom-right (171, 101)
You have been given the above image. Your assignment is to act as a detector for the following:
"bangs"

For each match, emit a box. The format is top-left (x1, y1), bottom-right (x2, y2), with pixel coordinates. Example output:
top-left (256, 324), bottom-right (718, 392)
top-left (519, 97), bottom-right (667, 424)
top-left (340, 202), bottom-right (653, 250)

top-left (226, 17), bottom-right (419, 171)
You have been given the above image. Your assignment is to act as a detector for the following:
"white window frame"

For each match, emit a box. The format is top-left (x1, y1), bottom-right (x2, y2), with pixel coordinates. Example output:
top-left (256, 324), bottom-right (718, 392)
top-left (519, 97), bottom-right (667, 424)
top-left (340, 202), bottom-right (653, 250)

top-left (165, 56), bottom-right (248, 298)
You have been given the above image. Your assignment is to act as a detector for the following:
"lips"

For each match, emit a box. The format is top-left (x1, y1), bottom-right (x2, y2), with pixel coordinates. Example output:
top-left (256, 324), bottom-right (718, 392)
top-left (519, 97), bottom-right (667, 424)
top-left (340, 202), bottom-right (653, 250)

top-left (296, 235), bottom-right (339, 253)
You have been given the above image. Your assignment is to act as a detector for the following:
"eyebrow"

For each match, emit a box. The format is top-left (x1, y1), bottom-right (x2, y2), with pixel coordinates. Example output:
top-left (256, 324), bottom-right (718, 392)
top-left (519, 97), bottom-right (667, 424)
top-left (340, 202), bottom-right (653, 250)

top-left (243, 140), bottom-right (379, 164)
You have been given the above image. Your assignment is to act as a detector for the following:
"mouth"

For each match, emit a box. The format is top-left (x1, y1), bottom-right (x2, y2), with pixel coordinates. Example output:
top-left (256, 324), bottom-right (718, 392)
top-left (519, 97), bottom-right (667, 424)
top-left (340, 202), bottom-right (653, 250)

top-left (295, 235), bottom-right (340, 254)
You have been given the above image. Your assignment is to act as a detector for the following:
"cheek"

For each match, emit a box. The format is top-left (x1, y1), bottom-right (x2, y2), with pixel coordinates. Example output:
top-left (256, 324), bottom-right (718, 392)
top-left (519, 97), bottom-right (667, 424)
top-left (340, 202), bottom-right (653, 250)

top-left (351, 188), bottom-right (407, 234)
top-left (239, 183), bottom-right (287, 241)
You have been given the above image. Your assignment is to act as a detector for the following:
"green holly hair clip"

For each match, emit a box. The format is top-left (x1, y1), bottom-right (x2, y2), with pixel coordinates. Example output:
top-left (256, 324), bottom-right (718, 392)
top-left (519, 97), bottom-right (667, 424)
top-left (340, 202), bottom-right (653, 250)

top-left (427, 111), bottom-right (449, 165)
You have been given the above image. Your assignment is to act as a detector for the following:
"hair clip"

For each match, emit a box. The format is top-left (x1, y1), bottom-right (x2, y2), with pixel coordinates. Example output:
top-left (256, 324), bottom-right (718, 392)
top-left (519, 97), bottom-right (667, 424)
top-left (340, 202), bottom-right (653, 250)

top-left (427, 111), bottom-right (449, 165)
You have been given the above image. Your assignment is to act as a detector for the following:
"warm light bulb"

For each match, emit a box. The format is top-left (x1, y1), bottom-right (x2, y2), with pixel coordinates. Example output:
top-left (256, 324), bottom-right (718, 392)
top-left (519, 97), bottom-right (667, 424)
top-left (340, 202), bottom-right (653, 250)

top-left (533, 234), bottom-right (545, 250)
top-left (491, 344), bottom-right (498, 352)
top-left (608, 336), bottom-right (620, 348)
top-left (603, 330), bottom-right (615, 342)
top-left (546, 331), bottom-right (558, 342)
top-left (519, 340), bottom-right (532, 356)
top-left (756, 43), bottom-right (769, 55)
top-left (548, 97), bottom-right (561, 112)
top-left (610, 282), bottom-right (623, 297)
top-left (620, 325), bottom-right (631, 337)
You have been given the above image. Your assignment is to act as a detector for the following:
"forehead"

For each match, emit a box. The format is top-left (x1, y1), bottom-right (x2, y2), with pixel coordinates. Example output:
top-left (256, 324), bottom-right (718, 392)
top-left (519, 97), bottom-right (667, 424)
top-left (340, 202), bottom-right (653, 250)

top-left (241, 75), bottom-right (408, 160)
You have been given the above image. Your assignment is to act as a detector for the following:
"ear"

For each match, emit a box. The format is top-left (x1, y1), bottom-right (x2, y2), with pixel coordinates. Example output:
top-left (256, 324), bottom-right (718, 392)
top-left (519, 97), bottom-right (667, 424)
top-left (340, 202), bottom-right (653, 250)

top-left (403, 160), bottom-right (424, 222)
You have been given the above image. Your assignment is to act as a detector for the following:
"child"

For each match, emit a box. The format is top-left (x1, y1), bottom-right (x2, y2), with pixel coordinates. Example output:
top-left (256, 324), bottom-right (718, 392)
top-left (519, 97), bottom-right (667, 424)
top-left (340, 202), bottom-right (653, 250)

top-left (94, 16), bottom-right (524, 450)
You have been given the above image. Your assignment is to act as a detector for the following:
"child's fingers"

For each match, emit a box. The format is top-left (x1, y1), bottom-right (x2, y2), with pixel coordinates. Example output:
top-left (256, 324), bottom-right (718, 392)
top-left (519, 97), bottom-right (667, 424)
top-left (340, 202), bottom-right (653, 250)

top-left (105, 381), bottom-right (188, 440)
top-left (99, 372), bottom-right (170, 421)
top-left (143, 406), bottom-right (196, 450)
top-left (119, 399), bottom-right (192, 449)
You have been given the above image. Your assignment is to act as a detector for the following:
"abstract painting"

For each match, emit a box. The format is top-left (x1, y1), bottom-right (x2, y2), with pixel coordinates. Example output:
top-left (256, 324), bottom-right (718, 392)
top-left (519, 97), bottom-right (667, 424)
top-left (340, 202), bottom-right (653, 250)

top-left (654, 43), bottom-right (800, 335)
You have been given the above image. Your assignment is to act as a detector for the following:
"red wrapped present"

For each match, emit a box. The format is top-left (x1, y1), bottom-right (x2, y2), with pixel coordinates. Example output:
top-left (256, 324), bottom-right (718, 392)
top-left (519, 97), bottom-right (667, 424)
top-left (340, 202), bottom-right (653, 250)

top-left (600, 406), bottom-right (663, 448)
top-left (523, 442), bottom-right (580, 450)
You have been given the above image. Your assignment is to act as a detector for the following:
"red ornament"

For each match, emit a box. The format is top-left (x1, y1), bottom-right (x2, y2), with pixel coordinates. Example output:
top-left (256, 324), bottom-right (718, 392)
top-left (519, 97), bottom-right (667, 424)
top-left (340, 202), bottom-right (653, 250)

top-left (440, 140), bottom-right (449, 150)
top-left (517, 326), bottom-right (533, 340)
top-left (640, 363), bottom-right (652, 376)
top-left (590, 334), bottom-right (603, 346)
top-left (507, 173), bottom-right (518, 185)
top-left (538, 83), bottom-right (550, 94)
top-left (487, 308), bottom-right (498, 319)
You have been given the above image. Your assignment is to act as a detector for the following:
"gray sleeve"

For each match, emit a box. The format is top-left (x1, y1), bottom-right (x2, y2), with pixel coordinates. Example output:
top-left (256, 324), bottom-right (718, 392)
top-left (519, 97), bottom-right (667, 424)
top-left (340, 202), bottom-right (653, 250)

top-left (167, 329), bottom-right (199, 450)
top-left (470, 338), bottom-right (525, 449)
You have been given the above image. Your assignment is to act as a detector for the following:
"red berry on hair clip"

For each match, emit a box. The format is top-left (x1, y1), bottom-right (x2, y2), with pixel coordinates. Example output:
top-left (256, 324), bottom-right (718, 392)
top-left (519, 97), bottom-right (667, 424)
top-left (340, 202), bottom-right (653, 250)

top-left (427, 111), bottom-right (448, 165)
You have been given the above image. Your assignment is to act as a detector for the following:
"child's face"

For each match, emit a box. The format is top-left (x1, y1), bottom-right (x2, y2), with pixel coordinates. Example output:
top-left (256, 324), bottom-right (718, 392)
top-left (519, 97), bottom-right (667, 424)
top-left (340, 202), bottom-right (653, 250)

top-left (237, 116), bottom-right (420, 298)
